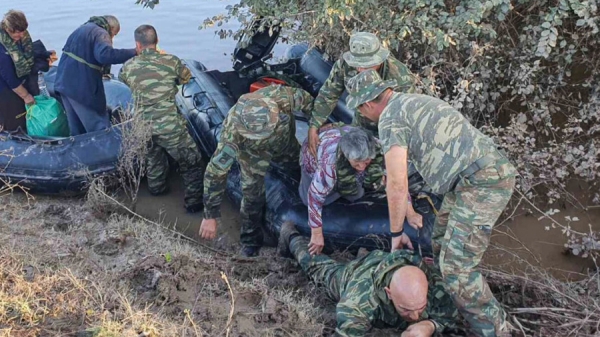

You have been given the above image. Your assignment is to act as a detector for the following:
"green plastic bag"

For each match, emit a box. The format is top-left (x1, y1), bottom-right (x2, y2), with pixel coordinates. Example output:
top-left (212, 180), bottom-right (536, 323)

top-left (26, 95), bottom-right (70, 137)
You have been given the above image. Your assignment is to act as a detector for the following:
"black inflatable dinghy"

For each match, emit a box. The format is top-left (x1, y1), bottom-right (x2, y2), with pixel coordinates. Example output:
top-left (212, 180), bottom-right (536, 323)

top-left (0, 67), bottom-right (133, 195)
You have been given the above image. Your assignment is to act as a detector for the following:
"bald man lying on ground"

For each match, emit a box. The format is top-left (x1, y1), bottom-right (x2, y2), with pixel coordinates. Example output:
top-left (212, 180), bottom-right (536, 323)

top-left (278, 222), bottom-right (459, 337)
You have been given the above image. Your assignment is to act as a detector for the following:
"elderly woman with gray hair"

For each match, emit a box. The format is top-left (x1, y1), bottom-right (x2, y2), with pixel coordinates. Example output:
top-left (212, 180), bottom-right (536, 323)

top-left (299, 126), bottom-right (420, 255)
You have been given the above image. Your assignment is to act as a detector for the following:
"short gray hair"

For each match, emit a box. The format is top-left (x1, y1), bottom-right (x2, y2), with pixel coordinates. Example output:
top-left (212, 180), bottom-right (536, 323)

top-left (104, 15), bottom-right (120, 34)
top-left (339, 128), bottom-right (377, 161)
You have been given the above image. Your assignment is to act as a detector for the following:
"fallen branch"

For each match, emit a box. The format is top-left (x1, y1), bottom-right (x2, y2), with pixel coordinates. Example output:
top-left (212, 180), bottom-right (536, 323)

top-left (221, 271), bottom-right (235, 337)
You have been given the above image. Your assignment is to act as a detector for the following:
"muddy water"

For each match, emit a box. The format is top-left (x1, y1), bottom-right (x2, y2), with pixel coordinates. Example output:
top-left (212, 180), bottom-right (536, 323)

top-left (136, 171), bottom-right (600, 280)
top-left (136, 172), bottom-right (242, 251)
top-left (486, 205), bottom-right (600, 280)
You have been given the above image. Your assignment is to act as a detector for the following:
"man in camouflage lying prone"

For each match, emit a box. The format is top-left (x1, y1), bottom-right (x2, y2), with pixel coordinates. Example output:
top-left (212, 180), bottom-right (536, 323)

top-left (199, 84), bottom-right (314, 257)
top-left (278, 222), bottom-right (459, 337)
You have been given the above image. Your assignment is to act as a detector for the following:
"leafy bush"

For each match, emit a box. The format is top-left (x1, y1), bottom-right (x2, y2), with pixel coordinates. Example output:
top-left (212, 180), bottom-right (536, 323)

top-left (200, 0), bottom-right (600, 203)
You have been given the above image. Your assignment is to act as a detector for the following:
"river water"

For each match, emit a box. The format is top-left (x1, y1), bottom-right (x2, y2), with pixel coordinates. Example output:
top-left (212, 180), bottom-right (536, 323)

top-left (1, 0), bottom-right (286, 72)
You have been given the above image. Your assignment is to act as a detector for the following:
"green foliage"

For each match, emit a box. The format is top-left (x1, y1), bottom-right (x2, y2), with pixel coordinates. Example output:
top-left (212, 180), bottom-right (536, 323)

top-left (135, 0), bottom-right (159, 9)
top-left (202, 0), bottom-right (599, 206)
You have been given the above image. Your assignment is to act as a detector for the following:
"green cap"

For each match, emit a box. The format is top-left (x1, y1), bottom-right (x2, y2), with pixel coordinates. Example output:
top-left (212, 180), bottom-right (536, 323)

top-left (343, 32), bottom-right (390, 68)
top-left (233, 94), bottom-right (280, 140)
top-left (346, 69), bottom-right (397, 110)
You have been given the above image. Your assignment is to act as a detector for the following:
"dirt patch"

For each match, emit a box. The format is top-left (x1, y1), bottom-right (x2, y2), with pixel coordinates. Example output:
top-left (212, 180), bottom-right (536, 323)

top-left (0, 193), bottom-right (330, 336)
top-left (2, 172), bottom-right (600, 336)
top-left (42, 204), bottom-right (73, 232)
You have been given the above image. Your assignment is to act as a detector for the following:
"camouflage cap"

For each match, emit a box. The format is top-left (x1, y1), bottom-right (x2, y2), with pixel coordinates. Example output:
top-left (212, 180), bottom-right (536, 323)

top-left (343, 32), bottom-right (390, 68)
top-left (346, 69), bottom-right (397, 110)
top-left (233, 95), bottom-right (280, 140)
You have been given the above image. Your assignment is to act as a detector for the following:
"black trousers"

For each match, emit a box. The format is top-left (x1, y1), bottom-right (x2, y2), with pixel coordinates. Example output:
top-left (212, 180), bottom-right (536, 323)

top-left (0, 88), bottom-right (26, 133)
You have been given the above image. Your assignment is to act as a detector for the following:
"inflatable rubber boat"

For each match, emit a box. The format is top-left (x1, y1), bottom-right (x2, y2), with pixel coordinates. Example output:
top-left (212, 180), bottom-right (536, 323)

top-left (175, 23), bottom-right (442, 254)
top-left (0, 67), bottom-right (133, 195)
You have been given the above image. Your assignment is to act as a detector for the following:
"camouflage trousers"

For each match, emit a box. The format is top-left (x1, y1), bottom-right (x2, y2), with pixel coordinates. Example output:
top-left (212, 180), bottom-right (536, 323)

top-left (431, 154), bottom-right (516, 337)
top-left (147, 130), bottom-right (205, 208)
top-left (238, 139), bottom-right (300, 247)
top-left (289, 235), bottom-right (349, 301)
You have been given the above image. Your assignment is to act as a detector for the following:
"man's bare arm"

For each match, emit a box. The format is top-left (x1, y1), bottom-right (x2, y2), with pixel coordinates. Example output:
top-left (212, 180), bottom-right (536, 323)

top-left (385, 145), bottom-right (410, 233)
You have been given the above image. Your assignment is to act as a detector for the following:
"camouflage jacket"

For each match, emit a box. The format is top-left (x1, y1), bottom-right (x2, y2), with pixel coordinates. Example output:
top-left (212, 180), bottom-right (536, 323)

top-left (203, 85), bottom-right (314, 219)
top-left (378, 93), bottom-right (497, 194)
top-left (309, 54), bottom-right (417, 130)
top-left (335, 137), bottom-right (386, 195)
top-left (118, 48), bottom-right (192, 135)
top-left (335, 249), bottom-right (458, 337)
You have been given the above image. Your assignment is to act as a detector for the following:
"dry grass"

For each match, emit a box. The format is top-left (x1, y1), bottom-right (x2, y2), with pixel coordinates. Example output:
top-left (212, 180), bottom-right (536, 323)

top-left (114, 109), bottom-right (152, 208)
top-left (0, 194), bottom-right (330, 336)
top-left (486, 265), bottom-right (600, 336)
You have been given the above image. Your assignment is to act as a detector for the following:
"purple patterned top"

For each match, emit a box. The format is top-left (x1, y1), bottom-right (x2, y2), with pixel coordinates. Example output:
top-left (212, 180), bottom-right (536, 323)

top-left (301, 126), bottom-right (363, 229)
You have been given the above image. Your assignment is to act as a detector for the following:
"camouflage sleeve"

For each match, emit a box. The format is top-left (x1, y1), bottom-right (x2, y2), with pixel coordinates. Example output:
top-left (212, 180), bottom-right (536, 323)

top-left (117, 63), bottom-right (129, 86)
top-left (335, 278), bottom-right (377, 337)
top-left (310, 59), bottom-right (347, 129)
top-left (176, 57), bottom-right (192, 85)
top-left (425, 266), bottom-right (460, 333)
top-left (289, 87), bottom-right (315, 115)
top-left (362, 145), bottom-right (385, 191)
top-left (203, 140), bottom-right (238, 219)
top-left (378, 106), bottom-right (410, 154)
top-left (386, 57), bottom-right (417, 94)
top-left (335, 157), bottom-right (360, 197)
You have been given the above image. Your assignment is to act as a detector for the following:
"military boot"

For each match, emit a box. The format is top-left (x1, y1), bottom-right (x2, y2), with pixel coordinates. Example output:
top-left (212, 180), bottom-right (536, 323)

top-left (184, 203), bottom-right (204, 213)
top-left (277, 221), bottom-right (300, 258)
top-left (241, 245), bottom-right (261, 257)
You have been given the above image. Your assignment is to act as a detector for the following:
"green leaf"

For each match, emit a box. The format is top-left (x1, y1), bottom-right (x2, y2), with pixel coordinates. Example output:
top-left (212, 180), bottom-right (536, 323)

top-left (576, 19), bottom-right (586, 26)
top-left (165, 252), bottom-right (172, 263)
top-left (541, 22), bottom-right (552, 29)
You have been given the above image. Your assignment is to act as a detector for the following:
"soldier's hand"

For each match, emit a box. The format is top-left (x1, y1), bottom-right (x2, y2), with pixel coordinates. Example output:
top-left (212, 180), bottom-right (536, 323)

top-left (308, 126), bottom-right (320, 157)
top-left (318, 123), bottom-right (335, 133)
top-left (406, 203), bottom-right (423, 230)
top-left (308, 227), bottom-right (325, 256)
top-left (392, 233), bottom-right (414, 252)
top-left (200, 218), bottom-right (218, 240)
top-left (401, 320), bottom-right (436, 337)
top-left (406, 212), bottom-right (423, 230)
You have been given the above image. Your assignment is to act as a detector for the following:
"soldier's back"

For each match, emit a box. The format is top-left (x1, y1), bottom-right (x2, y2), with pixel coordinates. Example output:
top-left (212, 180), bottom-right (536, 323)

top-left (120, 50), bottom-right (182, 108)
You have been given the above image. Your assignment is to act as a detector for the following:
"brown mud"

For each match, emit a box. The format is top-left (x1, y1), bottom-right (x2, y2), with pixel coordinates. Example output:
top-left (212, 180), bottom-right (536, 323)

top-left (1, 170), bottom-right (599, 336)
top-left (136, 172), bottom-right (600, 281)
top-left (0, 193), bottom-right (336, 336)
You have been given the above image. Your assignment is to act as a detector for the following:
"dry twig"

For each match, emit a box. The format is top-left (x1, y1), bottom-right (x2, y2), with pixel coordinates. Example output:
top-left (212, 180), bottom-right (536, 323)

top-left (221, 271), bottom-right (235, 337)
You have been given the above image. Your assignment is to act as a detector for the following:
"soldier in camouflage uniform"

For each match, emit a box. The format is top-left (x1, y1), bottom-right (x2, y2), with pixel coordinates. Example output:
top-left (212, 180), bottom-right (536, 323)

top-left (345, 69), bottom-right (518, 337)
top-left (118, 25), bottom-right (205, 212)
top-left (307, 31), bottom-right (419, 157)
top-left (278, 222), bottom-right (459, 337)
top-left (200, 84), bottom-right (314, 257)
